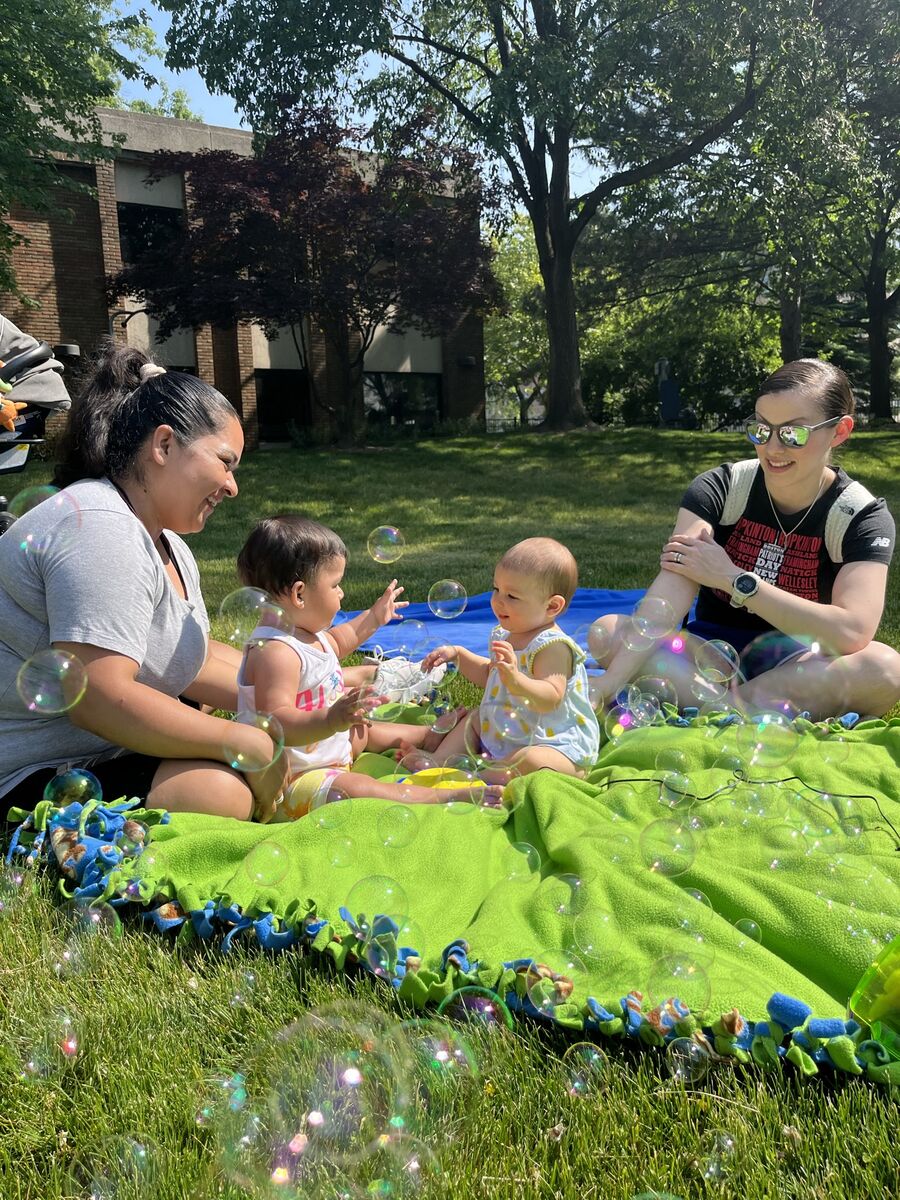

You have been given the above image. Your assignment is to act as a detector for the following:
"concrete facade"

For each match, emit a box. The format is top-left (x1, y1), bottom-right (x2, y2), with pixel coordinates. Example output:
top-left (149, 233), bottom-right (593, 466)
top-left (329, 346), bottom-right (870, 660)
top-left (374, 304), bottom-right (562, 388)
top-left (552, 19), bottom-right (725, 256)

top-left (1, 108), bottom-right (486, 446)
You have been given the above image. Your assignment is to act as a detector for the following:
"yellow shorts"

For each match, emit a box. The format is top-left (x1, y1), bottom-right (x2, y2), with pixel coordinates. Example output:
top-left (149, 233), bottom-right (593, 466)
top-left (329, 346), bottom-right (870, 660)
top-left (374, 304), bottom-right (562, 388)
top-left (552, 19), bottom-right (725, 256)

top-left (276, 767), bottom-right (345, 822)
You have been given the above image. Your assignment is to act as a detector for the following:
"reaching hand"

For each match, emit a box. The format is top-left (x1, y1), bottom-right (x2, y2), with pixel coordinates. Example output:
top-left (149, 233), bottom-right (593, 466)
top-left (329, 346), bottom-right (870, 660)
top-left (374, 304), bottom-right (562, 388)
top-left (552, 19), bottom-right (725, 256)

top-left (370, 579), bottom-right (409, 627)
top-left (327, 684), bottom-right (388, 733)
top-left (421, 644), bottom-right (459, 673)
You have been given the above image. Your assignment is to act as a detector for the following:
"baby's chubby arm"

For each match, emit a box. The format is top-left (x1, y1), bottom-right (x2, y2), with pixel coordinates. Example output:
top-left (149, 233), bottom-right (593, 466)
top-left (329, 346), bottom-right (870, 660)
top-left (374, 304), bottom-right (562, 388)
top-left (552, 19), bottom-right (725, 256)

top-left (422, 643), bottom-right (491, 689)
top-left (491, 640), bottom-right (570, 713)
top-left (247, 640), bottom-right (386, 743)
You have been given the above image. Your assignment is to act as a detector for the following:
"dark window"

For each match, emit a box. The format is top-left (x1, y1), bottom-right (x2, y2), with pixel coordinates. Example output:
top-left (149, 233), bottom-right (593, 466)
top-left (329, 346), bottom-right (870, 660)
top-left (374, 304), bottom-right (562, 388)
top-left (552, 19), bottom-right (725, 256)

top-left (363, 373), bottom-right (442, 431)
top-left (117, 203), bottom-right (185, 266)
top-left (255, 369), bottom-right (311, 441)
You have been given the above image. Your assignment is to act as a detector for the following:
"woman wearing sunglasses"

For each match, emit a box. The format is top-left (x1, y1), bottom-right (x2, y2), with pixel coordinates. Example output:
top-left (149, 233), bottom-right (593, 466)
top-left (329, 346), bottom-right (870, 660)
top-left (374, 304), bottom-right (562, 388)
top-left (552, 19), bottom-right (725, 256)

top-left (593, 359), bottom-right (900, 719)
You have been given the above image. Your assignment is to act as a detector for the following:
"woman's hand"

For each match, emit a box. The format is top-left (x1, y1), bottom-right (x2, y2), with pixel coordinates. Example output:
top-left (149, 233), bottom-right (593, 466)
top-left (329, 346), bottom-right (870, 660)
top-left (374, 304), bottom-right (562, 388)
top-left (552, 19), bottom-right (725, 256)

top-left (233, 725), bottom-right (291, 823)
top-left (370, 579), bottom-right (409, 627)
top-left (661, 529), bottom-right (738, 591)
top-left (421, 644), bottom-right (459, 672)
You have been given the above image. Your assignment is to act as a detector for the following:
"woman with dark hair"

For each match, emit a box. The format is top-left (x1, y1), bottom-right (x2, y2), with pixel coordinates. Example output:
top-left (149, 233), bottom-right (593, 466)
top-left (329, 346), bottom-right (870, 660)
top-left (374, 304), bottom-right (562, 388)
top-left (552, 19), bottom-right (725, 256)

top-left (593, 359), bottom-right (900, 719)
top-left (0, 341), bottom-right (287, 822)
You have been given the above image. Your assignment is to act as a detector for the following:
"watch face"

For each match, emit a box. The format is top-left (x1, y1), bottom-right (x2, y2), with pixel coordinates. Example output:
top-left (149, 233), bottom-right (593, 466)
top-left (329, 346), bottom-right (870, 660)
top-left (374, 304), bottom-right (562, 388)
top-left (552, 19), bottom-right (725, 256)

top-left (735, 574), bottom-right (757, 595)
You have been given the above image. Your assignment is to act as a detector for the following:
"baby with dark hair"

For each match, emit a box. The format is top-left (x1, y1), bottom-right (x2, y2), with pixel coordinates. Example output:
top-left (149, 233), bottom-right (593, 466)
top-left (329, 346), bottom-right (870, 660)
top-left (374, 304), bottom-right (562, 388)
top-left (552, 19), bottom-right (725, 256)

top-left (235, 514), bottom-right (503, 818)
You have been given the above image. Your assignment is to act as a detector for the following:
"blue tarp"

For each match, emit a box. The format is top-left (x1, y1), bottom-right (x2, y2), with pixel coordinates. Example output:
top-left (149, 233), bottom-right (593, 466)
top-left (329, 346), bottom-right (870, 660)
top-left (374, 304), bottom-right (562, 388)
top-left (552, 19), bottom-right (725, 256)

top-left (334, 586), bottom-right (646, 659)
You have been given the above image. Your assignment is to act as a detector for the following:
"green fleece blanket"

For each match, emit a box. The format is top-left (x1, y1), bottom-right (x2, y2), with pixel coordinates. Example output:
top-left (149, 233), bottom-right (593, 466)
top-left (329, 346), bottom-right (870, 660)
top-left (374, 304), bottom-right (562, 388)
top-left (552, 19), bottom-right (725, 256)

top-left (18, 712), bottom-right (900, 1079)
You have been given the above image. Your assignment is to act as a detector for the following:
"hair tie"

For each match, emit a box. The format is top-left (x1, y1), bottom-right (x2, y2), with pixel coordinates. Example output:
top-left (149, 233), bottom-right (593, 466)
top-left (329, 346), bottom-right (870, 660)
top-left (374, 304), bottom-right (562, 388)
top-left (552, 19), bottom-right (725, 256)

top-left (139, 363), bottom-right (167, 383)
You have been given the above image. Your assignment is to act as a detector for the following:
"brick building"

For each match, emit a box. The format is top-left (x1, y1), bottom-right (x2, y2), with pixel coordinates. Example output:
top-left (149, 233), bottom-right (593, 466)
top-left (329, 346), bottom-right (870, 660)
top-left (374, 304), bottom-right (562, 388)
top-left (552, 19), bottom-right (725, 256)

top-left (0, 108), bottom-right (486, 448)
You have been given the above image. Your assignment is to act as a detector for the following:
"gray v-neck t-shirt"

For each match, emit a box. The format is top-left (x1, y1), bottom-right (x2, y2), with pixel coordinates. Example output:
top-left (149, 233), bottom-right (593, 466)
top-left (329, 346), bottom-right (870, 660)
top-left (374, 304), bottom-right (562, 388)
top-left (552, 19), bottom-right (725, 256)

top-left (0, 478), bottom-right (209, 797)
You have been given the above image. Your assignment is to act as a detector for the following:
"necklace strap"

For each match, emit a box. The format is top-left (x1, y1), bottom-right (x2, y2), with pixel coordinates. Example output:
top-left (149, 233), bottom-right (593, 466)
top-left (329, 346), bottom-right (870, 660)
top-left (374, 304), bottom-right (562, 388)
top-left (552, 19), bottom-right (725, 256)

top-left (766, 475), bottom-right (829, 540)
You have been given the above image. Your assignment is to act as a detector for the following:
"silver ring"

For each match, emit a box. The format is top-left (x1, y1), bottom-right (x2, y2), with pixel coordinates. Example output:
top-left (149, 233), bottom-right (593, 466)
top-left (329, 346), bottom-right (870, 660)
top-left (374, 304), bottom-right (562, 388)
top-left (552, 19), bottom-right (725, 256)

top-left (673, 552), bottom-right (683, 564)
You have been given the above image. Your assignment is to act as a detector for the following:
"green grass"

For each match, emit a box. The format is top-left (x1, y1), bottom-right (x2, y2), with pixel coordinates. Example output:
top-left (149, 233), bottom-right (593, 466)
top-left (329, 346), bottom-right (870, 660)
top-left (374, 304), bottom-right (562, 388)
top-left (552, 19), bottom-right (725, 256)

top-left (1, 431), bottom-right (899, 1199)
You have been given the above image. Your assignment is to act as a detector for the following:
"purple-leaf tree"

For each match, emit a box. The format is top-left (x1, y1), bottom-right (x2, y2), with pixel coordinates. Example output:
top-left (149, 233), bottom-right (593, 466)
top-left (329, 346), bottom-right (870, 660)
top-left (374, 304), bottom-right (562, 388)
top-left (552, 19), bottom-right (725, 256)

top-left (109, 106), bottom-right (500, 439)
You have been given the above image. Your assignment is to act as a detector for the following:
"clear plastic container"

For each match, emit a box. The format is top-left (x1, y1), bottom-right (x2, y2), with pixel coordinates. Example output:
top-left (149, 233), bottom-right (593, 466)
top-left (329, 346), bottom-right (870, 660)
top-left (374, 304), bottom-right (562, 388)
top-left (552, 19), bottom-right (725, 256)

top-left (848, 933), bottom-right (900, 1061)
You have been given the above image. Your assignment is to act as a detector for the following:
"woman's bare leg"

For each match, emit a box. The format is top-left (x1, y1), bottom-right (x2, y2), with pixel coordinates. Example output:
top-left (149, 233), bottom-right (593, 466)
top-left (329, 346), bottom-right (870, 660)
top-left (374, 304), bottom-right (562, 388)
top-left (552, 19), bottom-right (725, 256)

top-left (147, 760), bottom-right (254, 819)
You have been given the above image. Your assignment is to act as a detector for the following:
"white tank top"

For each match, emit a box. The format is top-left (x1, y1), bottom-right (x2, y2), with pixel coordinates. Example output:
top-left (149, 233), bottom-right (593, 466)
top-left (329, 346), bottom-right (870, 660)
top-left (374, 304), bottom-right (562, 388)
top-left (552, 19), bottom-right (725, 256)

top-left (236, 626), bottom-right (351, 775)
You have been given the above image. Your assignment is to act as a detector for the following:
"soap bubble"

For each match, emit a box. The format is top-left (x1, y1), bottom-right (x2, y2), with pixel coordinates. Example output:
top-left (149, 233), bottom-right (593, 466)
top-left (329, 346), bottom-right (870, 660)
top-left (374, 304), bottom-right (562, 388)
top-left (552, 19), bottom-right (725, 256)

top-left (696, 639), bottom-right (741, 684)
top-left (549, 872), bottom-right (591, 917)
top-left (647, 954), bottom-right (710, 1014)
top-left (52, 900), bottom-right (122, 978)
top-left (735, 710), bottom-right (799, 771)
top-left (16, 648), bottom-right (87, 714)
top-left (377, 804), bottom-right (419, 850)
top-left (819, 734), bottom-right (850, 770)
top-left (633, 675), bottom-right (678, 709)
top-left (431, 707), bottom-right (462, 736)
top-left (604, 705), bottom-right (637, 742)
top-left (0, 863), bottom-right (31, 919)
top-left (571, 908), bottom-right (621, 969)
top-left (397, 749), bottom-right (437, 776)
top-left (734, 918), bottom-right (762, 945)
top-left (587, 618), bottom-right (614, 664)
top-left (329, 837), bottom-right (355, 870)
top-left (71, 1136), bottom-right (161, 1199)
top-left (308, 783), bottom-right (352, 831)
top-left (562, 1041), bottom-right (609, 1097)
top-left (43, 767), bottom-right (103, 808)
top-left (683, 888), bottom-right (712, 909)
top-left (219, 1008), bottom-right (409, 1188)
top-left (222, 711), bottom-right (284, 772)
top-left (219, 587), bottom-right (292, 645)
top-left (760, 822), bottom-right (809, 869)
top-left (394, 619), bottom-right (428, 658)
top-left (524, 948), bottom-right (585, 1016)
top-left (655, 747), bottom-right (690, 775)
top-left (427, 580), bottom-right (467, 619)
top-left (367, 526), bottom-right (406, 564)
top-left (639, 819), bottom-right (696, 877)
top-left (396, 1018), bottom-right (478, 1089)
top-left (658, 772), bottom-right (691, 809)
top-left (364, 917), bottom-right (427, 979)
top-left (229, 971), bottom-right (259, 1009)
top-left (346, 875), bottom-right (409, 936)
top-left (504, 840), bottom-right (541, 883)
top-left (243, 840), bottom-right (289, 887)
top-left (8, 484), bottom-right (59, 518)
top-left (19, 1011), bottom-right (80, 1079)
top-left (665, 1036), bottom-right (710, 1084)
top-left (436, 987), bottom-right (514, 1031)
top-left (623, 597), bottom-right (676, 648)
top-left (700, 1131), bottom-right (736, 1182)
top-left (363, 1132), bottom-right (443, 1195)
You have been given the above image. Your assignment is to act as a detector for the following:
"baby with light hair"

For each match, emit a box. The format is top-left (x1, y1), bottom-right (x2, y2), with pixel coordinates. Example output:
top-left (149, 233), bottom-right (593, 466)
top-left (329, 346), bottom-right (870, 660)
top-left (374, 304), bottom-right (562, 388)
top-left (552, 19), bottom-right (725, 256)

top-left (421, 537), bottom-right (600, 779)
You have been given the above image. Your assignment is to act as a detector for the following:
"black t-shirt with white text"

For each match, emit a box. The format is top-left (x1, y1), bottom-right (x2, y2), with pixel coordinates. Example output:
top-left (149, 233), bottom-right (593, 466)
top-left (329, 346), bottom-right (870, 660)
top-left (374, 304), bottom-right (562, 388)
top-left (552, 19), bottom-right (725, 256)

top-left (680, 463), bottom-right (895, 630)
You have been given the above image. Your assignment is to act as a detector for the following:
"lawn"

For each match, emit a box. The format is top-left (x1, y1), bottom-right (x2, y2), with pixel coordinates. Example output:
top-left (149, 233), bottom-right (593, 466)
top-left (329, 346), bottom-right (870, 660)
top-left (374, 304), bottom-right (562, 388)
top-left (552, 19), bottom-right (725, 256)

top-left (1, 429), bottom-right (898, 1199)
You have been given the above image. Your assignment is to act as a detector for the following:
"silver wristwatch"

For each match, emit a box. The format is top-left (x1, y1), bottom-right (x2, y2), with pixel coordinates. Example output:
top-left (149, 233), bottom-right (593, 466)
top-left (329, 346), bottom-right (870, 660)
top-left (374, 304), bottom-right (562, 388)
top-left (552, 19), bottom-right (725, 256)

top-left (729, 572), bottom-right (760, 608)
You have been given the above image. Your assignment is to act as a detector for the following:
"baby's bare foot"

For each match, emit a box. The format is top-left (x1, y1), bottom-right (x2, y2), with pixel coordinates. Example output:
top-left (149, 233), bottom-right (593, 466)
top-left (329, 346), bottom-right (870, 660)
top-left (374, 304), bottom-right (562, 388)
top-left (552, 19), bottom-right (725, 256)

top-left (442, 784), bottom-right (505, 809)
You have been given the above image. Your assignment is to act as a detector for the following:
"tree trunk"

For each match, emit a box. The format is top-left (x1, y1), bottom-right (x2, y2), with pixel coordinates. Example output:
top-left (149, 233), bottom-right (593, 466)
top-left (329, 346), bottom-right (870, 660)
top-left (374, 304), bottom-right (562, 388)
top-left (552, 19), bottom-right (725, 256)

top-left (779, 282), bottom-right (803, 363)
top-left (539, 250), bottom-right (591, 429)
top-left (866, 285), bottom-right (894, 422)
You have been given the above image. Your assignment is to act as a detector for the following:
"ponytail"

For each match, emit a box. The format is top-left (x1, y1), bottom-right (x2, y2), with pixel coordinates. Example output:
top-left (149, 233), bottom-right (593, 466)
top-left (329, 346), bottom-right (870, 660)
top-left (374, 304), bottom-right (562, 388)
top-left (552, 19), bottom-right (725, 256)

top-left (53, 339), bottom-right (236, 488)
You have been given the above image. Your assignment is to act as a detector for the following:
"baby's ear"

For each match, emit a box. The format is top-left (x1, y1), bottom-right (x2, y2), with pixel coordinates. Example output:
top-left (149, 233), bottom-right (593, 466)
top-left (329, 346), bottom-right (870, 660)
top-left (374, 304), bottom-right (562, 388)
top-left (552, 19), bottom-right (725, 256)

top-left (547, 593), bottom-right (566, 618)
top-left (292, 580), bottom-right (305, 605)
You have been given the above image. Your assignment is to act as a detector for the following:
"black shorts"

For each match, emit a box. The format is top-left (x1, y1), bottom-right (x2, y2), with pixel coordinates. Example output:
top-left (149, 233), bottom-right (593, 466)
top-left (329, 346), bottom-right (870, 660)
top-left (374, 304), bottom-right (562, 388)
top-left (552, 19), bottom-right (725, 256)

top-left (2, 753), bottom-right (162, 824)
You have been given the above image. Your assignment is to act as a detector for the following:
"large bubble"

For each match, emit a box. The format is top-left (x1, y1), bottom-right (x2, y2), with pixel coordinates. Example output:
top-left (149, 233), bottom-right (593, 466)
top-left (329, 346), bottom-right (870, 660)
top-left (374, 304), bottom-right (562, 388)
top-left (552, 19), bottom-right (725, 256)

top-left (427, 580), bottom-right (467, 620)
top-left (219, 587), bottom-right (293, 645)
top-left (367, 526), bottom-right (406, 564)
top-left (17, 648), bottom-right (87, 715)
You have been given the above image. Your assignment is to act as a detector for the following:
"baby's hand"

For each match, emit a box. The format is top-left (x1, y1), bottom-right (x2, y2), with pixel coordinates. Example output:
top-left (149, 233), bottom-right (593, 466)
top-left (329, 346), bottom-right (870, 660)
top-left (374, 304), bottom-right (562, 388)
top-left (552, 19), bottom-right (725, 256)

top-left (490, 640), bottom-right (519, 681)
top-left (327, 685), bottom-right (388, 733)
top-left (370, 578), bottom-right (408, 626)
top-left (422, 644), bottom-right (458, 673)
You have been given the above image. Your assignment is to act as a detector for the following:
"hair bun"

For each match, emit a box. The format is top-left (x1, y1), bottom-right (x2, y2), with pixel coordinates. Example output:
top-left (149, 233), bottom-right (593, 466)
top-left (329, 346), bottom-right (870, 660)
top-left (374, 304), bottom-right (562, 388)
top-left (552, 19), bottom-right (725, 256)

top-left (139, 363), bottom-right (167, 382)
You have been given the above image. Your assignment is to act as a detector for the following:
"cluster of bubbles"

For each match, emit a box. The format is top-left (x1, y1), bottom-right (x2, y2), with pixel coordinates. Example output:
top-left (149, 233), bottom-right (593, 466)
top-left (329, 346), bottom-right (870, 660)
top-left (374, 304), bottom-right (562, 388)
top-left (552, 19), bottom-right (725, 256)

top-left (202, 997), bottom-right (513, 1197)
top-left (367, 525), bottom-right (470, 624)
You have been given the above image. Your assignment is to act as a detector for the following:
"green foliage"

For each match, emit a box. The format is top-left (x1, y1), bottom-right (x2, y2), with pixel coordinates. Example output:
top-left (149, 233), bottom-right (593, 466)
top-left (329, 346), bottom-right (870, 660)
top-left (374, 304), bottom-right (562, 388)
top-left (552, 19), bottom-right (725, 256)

top-left (117, 81), bottom-right (203, 122)
top-left (0, 0), bottom-right (153, 297)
